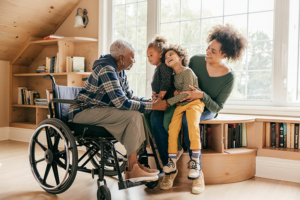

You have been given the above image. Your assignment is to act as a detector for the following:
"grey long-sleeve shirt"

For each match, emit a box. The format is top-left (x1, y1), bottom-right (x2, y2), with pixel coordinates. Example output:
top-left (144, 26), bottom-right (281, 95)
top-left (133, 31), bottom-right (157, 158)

top-left (167, 67), bottom-right (201, 106)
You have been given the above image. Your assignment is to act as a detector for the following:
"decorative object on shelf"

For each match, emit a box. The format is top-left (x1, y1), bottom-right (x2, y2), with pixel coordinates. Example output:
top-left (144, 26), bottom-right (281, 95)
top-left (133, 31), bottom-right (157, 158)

top-left (43, 35), bottom-right (67, 40)
top-left (74, 8), bottom-right (89, 28)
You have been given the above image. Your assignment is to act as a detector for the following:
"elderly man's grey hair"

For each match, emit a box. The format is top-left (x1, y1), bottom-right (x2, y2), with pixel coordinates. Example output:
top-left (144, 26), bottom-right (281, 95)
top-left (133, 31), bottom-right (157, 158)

top-left (110, 39), bottom-right (135, 61)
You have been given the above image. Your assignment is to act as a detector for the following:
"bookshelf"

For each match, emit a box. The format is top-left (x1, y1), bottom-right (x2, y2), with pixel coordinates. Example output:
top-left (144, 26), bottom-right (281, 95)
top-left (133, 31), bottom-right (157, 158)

top-left (9, 37), bottom-right (98, 129)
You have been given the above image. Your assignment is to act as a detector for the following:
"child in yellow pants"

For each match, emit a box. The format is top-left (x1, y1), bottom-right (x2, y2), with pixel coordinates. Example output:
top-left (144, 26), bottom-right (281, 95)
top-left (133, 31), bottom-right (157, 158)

top-left (163, 44), bottom-right (204, 180)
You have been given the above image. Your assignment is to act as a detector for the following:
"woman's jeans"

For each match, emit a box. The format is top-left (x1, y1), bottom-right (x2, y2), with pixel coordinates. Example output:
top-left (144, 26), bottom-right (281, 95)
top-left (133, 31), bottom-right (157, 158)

top-left (151, 108), bottom-right (216, 168)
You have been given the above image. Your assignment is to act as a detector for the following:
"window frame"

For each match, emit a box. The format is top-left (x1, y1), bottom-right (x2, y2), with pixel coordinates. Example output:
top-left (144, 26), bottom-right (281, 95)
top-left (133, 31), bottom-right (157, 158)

top-left (102, 0), bottom-right (300, 116)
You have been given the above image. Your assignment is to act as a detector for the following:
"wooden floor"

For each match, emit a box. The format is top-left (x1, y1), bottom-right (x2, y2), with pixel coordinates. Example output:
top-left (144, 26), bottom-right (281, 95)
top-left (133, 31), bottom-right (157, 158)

top-left (1, 140), bottom-right (300, 200)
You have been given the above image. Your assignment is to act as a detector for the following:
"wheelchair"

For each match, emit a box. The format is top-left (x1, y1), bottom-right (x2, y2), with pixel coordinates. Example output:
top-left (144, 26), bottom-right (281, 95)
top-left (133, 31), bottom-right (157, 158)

top-left (28, 74), bottom-right (164, 200)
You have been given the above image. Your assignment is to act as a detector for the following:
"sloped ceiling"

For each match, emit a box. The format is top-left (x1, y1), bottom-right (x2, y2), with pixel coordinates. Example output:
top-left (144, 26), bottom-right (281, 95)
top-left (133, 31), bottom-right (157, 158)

top-left (0, 0), bottom-right (81, 61)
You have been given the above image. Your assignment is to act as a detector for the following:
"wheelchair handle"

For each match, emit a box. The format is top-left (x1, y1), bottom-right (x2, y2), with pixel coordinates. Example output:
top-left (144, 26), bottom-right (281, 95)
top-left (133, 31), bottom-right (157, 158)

top-left (43, 74), bottom-right (56, 85)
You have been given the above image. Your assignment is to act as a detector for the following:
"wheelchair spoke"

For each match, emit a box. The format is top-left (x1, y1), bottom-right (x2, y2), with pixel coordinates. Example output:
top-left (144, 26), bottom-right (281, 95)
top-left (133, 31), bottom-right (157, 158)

top-left (33, 158), bottom-right (46, 164)
top-left (55, 147), bottom-right (73, 156)
top-left (52, 134), bottom-right (60, 151)
top-left (52, 162), bottom-right (60, 185)
top-left (45, 127), bottom-right (53, 149)
top-left (54, 159), bottom-right (72, 174)
top-left (43, 164), bottom-right (51, 184)
top-left (34, 138), bottom-right (47, 151)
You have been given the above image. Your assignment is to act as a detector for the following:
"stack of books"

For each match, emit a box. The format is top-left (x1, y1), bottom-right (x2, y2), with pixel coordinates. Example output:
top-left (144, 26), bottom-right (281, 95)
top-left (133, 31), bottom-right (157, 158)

top-left (224, 123), bottom-right (247, 149)
top-left (46, 54), bottom-right (59, 73)
top-left (36, 65), bottom-right (46, 73)
top-left (35, 99), bottom-right (48, 106)
top-left (266, 122), bottom-right (300, 149)
top-left (66, 56), bottom-right (85, 72)
top-left (199, 124), bottom-right (212, 149)
top-left (18, 87), bottom-right (39, 105)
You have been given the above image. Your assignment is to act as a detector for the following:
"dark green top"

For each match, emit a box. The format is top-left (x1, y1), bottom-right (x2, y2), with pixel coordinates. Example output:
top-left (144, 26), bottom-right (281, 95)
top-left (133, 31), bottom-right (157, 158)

top-left (189, 54), bottom-right (235, 114)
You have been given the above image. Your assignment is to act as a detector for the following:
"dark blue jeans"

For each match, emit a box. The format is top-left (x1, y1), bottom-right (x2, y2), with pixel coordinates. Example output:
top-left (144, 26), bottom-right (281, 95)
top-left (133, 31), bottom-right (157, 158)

top-left (151, 108), bottom-right (215, 167)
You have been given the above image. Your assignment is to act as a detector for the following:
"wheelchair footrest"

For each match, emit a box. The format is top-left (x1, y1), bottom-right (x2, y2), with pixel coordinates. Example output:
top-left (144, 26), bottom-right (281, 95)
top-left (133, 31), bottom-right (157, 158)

top-left (118, 172), bottom-right (165, 190)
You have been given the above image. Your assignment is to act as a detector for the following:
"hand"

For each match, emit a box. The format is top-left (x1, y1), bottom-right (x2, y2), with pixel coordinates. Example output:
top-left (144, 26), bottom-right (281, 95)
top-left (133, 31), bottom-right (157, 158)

top-left (151, 91), bottom-right (158, 101)
top-left (180, 85), bottom-right (203, 102)
top-left (158, 91), bottom-right (167, 99)
top-left (152, 96), bottom-right (169, 111)
top-left (174, 90), bottom-right (180, 96)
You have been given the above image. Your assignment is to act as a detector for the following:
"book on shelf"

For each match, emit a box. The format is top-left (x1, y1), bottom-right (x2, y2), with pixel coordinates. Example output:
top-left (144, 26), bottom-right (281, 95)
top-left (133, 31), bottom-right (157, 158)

top-left (36, 64), bottom-right (46, 73)
top-left (242, 123), bottom-right (247, 147)
top-left (46, 89), bottom-right (53, 103)
top-left (43, 35), bottom-right (67, 40)
top-left (66, 56), bottom-right (85, 72)
top-left (295, 124), bottom-right (299, 149)
top-left (207, 126), bottom-right (212, 149)
top-left (287, 123), bottom-right (291, 148)
top-left (17, 87), bottom-right (39, 105)
top-left (266, 122), bottom-right (271, 147)
top-left (291, 124), bottom-right (295, 149)
top-left (270, 122), bottom-right (276, 147)
top-left (228, 125), bottom-right (232, 149)
top-left (224, 124), bottom-right (228, 149)
top-left (46, 54), bottom-right (59, 73)
top-left (279, 123), bottom-right (284, 148)
top-left (35, 99), bottom-right (48, 106)
top-left (275, 122), bottom-right (280, 148)
top-left (283, 123), bottom-right (287, 148)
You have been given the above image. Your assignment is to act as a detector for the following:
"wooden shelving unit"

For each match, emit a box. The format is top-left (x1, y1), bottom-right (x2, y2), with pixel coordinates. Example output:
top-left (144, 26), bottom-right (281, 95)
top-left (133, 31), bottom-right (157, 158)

top-left (9, 37), bottom-right (98, 129)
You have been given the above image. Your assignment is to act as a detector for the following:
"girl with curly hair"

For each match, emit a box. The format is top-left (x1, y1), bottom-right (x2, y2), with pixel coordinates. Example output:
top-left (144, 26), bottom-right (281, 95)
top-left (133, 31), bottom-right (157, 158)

top-left (152, 24), bottom-right (247, 194)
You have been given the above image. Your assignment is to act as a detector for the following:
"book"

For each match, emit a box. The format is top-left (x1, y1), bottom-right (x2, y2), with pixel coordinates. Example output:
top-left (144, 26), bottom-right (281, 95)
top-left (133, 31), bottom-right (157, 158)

top-left (283, 123), bottom-right (287, 148)
top-left (203, 124), bottom-right (207, 149)
top-left (279, 123), bottom-right (284, 148)
top-left (18, 87), bottom-right (27, 104)
top-left (207, 126), bottom-right (212, 149)
top-left (224, 124), bottom-right (228, 149)
top-left (270, 122), bottom-right (276, 147)
top-left (228, 124), bottom-right (235, 148)
top-left (286, 123), bottom-right (291, 148)
top-left (275, 123), bottom-right (280, 148)
top-left (235, 123), bottom-right (240, 148)
top-left (200, 124), bottom-right (204, 149)
top-left (66, 56), bottom-right (73, 72)
top-left (242, 123), bottom-right (247, 147)
top-left (295, 124), bottom-right (299, 149)
top-left (72, 57), bottom-right (85, 72)
top-left (265, 122), bottom-right (271, 147)
top-left (291, 124), bottom-right (295, 149)
top-left (43, 35), bottom-right (67, 40)
top-left (46, 89), bottom-right (53, 103)
top-left (228, 125), bottom-right (231, 149)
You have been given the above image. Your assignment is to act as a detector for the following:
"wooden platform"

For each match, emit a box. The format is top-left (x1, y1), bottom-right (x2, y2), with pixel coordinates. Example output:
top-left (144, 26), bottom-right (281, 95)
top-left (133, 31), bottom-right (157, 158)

top-left (176, 148), bottom-right (257, 184)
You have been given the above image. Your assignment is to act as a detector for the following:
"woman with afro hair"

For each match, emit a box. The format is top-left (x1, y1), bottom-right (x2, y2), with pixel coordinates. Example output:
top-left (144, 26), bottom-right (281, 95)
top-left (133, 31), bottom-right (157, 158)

top-left (152, 24), bottom-right (248, 194)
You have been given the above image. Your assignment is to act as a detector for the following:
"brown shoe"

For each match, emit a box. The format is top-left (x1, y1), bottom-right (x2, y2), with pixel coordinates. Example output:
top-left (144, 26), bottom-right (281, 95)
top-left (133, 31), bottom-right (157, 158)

top-left (192, 170), bottom-right (205, 194)
top-left (125, 164), bottom-right (158, 182)
top-left (138, 162), bottom-right (160, 174)
top-left (159, 169), bottom-right (178, 190)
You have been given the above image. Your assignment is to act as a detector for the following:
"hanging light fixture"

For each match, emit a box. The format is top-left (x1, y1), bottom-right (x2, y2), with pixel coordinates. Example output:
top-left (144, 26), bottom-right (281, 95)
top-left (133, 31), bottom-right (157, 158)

top-left (74, 8), bottom-right (89, 28)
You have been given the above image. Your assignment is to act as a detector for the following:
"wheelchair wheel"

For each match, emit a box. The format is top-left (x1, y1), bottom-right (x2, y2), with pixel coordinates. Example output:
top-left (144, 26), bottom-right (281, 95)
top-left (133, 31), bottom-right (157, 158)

top-left (97, 185), bottom-right (111, 200)
top-left (29, 118), bottom-right (78, 194)
top-left (145, 180), bottom-right (159, 189)
top-left (87, 141), bottom-right (127, 177)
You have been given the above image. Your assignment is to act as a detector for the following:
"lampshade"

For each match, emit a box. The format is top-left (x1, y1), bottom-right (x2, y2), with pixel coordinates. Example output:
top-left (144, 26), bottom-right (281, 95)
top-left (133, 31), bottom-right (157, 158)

top-left (74, 13), bottom-right (84, 27)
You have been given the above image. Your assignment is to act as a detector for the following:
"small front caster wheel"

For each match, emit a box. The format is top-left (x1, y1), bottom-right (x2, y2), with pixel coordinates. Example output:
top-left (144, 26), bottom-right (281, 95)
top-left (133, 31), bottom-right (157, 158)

top-left (97, 185), bottom-right (111, 200)
top-left (145, 180), bottom-right (159, 189)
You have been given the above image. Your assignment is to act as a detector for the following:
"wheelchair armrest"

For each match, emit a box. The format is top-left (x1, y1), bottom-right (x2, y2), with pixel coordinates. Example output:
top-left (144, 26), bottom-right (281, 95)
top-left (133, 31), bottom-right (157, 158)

top-left (50, 98), bottom-right (83, 105)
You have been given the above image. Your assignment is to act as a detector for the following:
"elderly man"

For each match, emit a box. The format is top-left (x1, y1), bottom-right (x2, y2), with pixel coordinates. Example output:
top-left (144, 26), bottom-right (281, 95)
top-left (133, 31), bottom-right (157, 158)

top-left (68, 39), bottom-right (168, 182)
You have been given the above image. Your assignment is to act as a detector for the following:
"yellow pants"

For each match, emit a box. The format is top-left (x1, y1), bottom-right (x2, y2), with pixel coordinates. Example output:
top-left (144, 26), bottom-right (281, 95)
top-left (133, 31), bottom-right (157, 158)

top-left (168, 99), bottom-right (205, 154)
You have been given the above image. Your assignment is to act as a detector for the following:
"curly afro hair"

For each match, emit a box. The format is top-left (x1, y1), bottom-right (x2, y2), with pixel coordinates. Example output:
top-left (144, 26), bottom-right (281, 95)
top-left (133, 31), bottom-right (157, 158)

top-left (161, 44), bottom-right (190, 67)
top-left (148, 35), bottom-right (168, 53)
top-left (206, 24), bottom-right (248, 61)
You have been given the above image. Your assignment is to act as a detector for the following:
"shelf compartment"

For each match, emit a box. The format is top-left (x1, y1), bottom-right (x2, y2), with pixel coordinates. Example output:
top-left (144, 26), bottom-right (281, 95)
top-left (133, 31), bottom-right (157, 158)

top-left (10, 122), bottom-right (37, 129)
top-left (11, 107), bottom-right (36, 124)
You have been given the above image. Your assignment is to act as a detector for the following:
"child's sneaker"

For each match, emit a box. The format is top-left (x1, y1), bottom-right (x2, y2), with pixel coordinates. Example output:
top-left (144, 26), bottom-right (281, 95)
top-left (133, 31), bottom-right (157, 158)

top-left (160, 169), bottom-right (178, 190)
top-left (187, 157), bottom-right (201, 180)
top-left (192, 170), bottom-right (205, 194)
top-left (163, 157), bottom-right (177, 174)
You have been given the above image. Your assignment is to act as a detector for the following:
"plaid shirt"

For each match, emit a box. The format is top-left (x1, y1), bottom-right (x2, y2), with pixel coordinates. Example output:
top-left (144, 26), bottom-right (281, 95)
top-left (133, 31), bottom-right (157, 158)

top-left (68, 64), bottom-right (152, 120)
